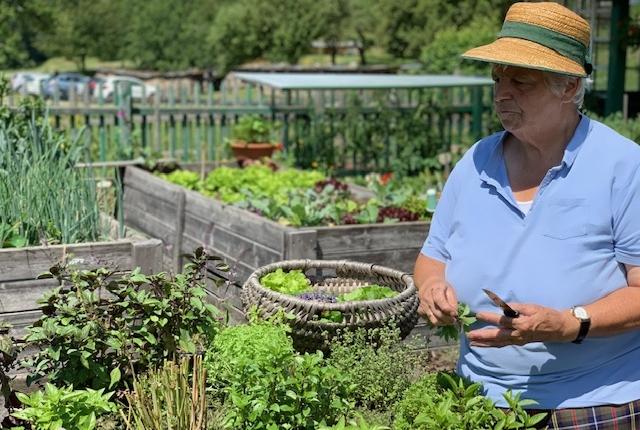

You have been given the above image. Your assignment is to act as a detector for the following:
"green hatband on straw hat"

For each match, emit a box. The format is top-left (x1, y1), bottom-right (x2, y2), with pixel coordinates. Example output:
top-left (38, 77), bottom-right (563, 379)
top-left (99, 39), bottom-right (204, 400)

top-left (462, 2), bottom-right (592, 77)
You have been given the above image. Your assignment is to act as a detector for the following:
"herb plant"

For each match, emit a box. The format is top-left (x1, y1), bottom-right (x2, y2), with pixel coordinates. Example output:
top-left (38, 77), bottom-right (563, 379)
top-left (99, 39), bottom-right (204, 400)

top-left (22, 247), bottom-right (226, 390)
top-left (318, 414), bottom-right (390, 430)
top-left (393, 372), bottom-right (546, 430)
top-left (435, 302), bottom-right (477, 342)
top-left (12, 384), bottom-right (117, 430)
top-left (205, 321), bottom-right (354, 429)
top-left (327, 326), bottom-right (424, 412)
top-left (230, 115), bottom-right (278, 144)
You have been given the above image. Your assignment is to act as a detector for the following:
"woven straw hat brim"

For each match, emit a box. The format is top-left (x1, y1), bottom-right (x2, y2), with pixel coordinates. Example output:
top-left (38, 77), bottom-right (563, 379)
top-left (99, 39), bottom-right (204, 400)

top-left (462, 37), bottom-right (587, 77)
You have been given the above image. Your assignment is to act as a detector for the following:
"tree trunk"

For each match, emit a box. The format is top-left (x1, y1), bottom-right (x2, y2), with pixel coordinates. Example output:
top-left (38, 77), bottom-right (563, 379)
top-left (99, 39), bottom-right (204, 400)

top-left (80, 53), bottom-right (86, 73)
top-left (356, 30), bottom-right (367, 66)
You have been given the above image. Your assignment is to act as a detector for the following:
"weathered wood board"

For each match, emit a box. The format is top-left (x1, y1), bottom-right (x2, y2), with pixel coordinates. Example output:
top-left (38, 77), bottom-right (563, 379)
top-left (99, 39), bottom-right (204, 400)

top-left (0, 236), bottom-right (163, 336)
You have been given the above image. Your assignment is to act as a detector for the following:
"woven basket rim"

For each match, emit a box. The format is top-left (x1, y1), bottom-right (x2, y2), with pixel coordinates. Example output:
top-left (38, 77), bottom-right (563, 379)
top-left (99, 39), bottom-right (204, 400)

top-left (243, 259), bottom-right (416, 312)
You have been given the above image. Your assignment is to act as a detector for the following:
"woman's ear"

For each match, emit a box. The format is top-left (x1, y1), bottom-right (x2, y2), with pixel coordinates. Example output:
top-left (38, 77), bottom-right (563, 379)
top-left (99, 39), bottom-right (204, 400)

top-left (561, 78), bottom-right (580, 104)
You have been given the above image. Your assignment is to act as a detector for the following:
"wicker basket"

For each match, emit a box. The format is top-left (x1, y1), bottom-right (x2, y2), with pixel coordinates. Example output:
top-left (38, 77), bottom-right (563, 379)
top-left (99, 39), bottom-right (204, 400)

top-left (241, 259), bottom-right (419, 351)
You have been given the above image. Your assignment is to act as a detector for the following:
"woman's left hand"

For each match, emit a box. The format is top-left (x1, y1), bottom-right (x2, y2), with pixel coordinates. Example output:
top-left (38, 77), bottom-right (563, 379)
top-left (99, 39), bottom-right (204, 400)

top-left (467, 303), bottom-right (580, 347)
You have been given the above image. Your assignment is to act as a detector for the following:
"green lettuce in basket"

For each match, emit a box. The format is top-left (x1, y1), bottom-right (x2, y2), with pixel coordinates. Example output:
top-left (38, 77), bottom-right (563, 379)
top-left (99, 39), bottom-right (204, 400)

top-left (338, 285), bottom-right (397, 301)
top-left (260, 268), bottom-right (312, 295)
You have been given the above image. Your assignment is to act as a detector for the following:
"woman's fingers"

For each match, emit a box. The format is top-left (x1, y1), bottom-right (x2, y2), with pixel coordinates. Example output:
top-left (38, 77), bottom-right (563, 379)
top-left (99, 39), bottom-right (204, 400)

top-left (419, 281), bottom-right (458, 325)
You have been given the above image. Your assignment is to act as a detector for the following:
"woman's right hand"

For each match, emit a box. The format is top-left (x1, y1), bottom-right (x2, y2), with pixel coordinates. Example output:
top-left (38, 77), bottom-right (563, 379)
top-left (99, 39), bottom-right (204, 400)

top-left (417, 278), bottom-right (459, 326)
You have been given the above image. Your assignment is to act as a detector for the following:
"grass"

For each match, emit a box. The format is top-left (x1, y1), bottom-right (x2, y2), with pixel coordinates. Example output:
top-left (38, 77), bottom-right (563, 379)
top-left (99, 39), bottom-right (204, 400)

top-left (297, 47), bottom-right (402, 68)
top-left (3, 56), bottom-right (137, 74)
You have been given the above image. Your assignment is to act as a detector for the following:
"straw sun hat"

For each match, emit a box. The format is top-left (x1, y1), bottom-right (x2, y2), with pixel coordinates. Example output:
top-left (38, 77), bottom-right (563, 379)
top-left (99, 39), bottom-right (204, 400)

top-left (462, 2), bottom-right (592, 77)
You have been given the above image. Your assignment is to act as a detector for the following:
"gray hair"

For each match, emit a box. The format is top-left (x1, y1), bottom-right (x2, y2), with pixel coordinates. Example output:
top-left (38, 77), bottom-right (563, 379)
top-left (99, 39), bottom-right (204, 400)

top-left (542, 72), bottom-right (586, 108)
top-left (491, 64), bottom-right (586, 108)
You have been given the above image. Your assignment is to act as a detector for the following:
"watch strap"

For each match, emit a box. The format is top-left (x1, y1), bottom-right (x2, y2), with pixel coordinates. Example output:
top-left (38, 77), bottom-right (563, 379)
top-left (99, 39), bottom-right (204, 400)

top-left (571, 308), bottom-right (591, 344)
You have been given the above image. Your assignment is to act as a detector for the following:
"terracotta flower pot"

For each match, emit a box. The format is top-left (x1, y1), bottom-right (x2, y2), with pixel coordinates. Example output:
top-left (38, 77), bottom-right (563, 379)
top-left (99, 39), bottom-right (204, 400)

top-left (230, 141), bottom-right (276, 161)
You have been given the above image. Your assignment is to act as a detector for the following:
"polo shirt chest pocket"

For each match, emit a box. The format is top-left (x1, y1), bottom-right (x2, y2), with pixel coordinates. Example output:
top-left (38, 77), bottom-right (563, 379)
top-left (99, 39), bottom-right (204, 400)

top-left (539, 199), bottom-right (588, 240)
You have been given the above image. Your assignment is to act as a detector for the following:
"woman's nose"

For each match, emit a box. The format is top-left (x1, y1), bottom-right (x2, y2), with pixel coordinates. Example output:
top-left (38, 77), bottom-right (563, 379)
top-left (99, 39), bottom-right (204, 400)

top-left (494, 80), bottom-right (513, 101)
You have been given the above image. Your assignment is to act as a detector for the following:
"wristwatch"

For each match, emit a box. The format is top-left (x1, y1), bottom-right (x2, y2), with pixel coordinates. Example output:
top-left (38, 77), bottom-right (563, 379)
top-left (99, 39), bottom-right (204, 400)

top-left (570, 306), bottom-right (591, 344)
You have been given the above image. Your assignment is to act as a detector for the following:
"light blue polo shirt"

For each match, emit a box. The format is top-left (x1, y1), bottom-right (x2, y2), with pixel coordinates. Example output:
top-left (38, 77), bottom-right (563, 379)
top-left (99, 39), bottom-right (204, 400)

top-left (421, 115), bottom-right (640, 409)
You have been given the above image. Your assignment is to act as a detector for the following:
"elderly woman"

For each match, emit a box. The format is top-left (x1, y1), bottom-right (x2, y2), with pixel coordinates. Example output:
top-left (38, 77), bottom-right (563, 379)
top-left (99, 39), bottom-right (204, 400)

top-left (415, 2), bottom-right (640, 428)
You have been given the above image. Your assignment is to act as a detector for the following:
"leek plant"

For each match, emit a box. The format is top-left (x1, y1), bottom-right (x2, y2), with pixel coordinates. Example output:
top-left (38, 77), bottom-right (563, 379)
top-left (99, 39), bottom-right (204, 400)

top-left (0, 97), bottom-right (104, 247)
top-left (121, 355), bottom-right (208, 430)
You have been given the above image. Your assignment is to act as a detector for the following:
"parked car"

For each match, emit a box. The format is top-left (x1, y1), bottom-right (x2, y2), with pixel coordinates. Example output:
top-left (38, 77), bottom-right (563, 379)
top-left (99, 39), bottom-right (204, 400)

top-left (98, 75), bottom-right (157, 102)
top-left (10, 72), bottom-right (51, 95)
top-left (42, 73), bottom-right (92, 100)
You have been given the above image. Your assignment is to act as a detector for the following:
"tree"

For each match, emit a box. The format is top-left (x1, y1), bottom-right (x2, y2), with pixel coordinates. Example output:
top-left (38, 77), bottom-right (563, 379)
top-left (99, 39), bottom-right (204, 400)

top-left (33, 0), bottom-right (131, 72)
top-left (208, 0), bottom-right (271, 74)
top-left (125, 0), bottom-right (221, 71)
top-left (346, 0), bottom-right (379, 65)
top-left (209, 0), bottom-right (328, 73)
top-left (0, 0), bottom-right (51, 69)
top-left (376, 0), bottom-right (511, 60)
top-left (316, 0), bottom-right (351, 65)
top-left (419, 13), bottom-right (501, 75)
top-left (267, 0), bottom-right (330, 64)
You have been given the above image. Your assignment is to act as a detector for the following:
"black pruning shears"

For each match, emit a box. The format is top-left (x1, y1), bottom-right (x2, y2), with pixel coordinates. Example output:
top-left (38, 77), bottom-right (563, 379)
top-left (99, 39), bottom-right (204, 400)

top-left (482, 288), bottom-right (520, 318)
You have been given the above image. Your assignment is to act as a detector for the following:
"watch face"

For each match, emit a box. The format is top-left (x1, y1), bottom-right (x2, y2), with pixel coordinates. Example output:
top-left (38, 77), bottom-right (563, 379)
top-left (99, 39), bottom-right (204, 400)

top-left (573, 307), bottom-right (589, 319)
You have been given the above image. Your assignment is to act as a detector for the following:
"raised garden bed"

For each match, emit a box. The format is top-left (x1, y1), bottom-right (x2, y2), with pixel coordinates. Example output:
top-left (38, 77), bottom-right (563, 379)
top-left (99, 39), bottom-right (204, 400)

top-left (0, 232), bottom-right (162, 337)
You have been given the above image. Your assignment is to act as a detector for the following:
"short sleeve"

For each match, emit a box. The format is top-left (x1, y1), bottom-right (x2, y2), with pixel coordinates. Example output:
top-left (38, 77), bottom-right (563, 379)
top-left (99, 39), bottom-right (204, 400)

top-left (612, 165), bottom-right (640, 265)
top-left (420, 164), bottom-right (462, 263)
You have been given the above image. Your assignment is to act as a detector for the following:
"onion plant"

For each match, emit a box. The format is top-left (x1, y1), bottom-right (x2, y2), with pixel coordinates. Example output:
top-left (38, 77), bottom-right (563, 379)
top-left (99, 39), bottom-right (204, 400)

top-left (0, 97), bottom-right (103, 247)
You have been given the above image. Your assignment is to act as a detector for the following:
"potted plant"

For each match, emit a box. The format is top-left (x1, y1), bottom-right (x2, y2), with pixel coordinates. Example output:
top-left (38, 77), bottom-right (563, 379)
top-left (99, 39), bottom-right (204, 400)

top-left (229, 115), bottom-right (281, 161)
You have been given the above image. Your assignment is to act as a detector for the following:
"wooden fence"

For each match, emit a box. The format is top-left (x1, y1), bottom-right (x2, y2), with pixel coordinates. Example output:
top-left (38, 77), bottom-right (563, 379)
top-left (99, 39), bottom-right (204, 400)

top-left (8, 77), bottom-right (494, 174)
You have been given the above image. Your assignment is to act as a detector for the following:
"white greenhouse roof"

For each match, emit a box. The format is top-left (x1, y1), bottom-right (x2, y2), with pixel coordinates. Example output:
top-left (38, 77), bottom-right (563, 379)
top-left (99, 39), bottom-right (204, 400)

top-left (233, 72), bottom-right (493, 90)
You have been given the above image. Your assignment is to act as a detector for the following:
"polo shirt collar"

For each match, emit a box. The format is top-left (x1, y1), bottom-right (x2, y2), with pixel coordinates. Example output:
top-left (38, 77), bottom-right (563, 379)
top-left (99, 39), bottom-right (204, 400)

top-left (479, 114), bottom-right (590, 189)
top-left (561, 113), bottom-right (590, 169)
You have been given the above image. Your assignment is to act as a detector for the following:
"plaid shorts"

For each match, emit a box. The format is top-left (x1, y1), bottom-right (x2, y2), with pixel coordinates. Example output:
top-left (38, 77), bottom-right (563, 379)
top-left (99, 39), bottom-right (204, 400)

top-left (531, 399), bottom-right (640, 430)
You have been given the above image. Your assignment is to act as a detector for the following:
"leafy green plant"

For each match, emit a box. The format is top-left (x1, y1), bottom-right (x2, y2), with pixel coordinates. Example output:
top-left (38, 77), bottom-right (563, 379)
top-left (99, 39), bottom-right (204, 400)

top-left (338, 285), bottom-right (397, 302)
top-left (121, 355), bottom-right (208, 430)
top-left (230, 115), bottom-right (279, 144)
top-left (260, 268), bottom-right (312, 295)
top-left (159, 170), bottom-right (201, 191)
top-left (22, 247), bottom-right (227, 391)
top-left (12, 384), bottom-right (117, 430)
top-left (294, 92), bottom-right (458, 177)
top-left (327, 326), bottom-right (424, 412)
top-left (0, 321), bottom-right (21, 423)
top-left (394, 372), bottom-right (546, 430)
top-left (199, 164), bottom-right (325, 206)
top-left (161, 164), bottom-right (432, 227)
top-left (318, 413), bottom-right (390, 430)
top-left (0, 222), bottom-right (27, 248)
top-left (205, 321), bottom-right (354, 429)
top-left (434, 303), bottom-right (477, 343)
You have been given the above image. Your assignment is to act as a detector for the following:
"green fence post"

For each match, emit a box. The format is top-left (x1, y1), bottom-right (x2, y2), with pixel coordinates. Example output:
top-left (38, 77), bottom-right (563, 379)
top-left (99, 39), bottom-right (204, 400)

top-left (99, 115), bottom-right (106, 161)
top-left (208, 113), bottom-right (215, 161)
top-left (182, 114), bottom-right (189, 162)
top-left (282, 90), bottom-right (291, 150)
top-left (606, 0), bottom-right (629, 115)
top-left (471, 86), bottom-right (483, 140)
